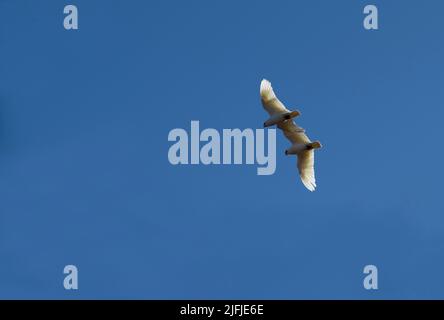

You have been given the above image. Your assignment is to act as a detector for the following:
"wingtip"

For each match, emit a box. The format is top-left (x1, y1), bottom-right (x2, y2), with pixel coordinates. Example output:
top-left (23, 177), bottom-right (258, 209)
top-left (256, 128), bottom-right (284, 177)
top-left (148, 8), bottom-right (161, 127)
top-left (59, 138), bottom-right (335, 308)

top-left (260, 79), bottom-right (271, 87)
top-left (301, 177), bottom-right (316, 192)
top-left (260, 79), bottom-right (273, 96)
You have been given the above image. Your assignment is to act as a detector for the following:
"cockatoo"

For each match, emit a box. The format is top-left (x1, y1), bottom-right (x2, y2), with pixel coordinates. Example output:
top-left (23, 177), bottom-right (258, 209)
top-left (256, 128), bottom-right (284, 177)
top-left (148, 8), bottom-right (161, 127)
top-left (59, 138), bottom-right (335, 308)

top-left (260, 79), bottom-right (322, 191)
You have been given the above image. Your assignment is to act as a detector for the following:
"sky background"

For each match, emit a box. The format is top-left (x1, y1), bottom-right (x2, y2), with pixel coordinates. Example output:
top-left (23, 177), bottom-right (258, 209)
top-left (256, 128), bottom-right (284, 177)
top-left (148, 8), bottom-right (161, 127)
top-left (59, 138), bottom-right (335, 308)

top-left (1, 0), bottom-right (444, 299)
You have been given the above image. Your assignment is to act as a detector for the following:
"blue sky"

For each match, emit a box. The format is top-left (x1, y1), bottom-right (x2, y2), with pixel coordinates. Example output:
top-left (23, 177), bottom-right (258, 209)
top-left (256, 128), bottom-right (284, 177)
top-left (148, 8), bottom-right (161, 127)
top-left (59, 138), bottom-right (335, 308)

top-left (1, 0), bottom-right (444, 299)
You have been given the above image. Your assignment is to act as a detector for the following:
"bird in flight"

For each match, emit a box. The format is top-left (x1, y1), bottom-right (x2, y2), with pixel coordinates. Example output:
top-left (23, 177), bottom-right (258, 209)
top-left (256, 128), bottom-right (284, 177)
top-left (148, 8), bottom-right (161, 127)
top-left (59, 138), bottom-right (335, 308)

top-left (260, 79), bottom-right (322, 191)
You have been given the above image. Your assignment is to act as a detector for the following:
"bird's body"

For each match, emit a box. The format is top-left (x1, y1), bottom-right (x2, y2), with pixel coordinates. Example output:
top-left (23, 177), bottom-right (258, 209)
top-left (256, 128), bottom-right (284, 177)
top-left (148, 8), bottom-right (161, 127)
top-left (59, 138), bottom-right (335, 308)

top-left (260, 79), bottom-right (322, 191)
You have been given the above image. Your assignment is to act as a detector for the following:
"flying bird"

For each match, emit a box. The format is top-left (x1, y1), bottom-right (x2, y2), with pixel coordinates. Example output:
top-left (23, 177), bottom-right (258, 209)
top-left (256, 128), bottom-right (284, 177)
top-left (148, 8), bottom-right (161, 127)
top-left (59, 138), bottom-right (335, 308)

top-left (260, 79), bottom-right (322, 191)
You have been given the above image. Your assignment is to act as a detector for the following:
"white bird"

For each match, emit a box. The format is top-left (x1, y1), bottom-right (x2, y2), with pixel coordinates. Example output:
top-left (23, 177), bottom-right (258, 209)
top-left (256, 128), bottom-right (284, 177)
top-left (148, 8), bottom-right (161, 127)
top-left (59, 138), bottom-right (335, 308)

top-left (260, 79), bottom-right (322, 191)
top-left (260, 80), bottom-right (301, 127)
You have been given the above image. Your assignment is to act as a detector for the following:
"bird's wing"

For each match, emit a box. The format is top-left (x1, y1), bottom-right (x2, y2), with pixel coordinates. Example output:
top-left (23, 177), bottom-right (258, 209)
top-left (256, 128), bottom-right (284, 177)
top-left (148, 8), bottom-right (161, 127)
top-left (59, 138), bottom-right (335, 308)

top-left (260, 79), bottom-right (290, 116)
top-left (297, 150), bottom-right (316, 192)
top-left (278, 120), bottom-right (311, 145)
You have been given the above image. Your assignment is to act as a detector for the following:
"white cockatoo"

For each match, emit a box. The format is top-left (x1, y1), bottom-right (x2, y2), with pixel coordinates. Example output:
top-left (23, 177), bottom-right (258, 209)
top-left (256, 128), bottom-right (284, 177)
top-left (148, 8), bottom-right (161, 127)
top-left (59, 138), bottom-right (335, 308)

top-left (260, 79), bottom-right (322, 191)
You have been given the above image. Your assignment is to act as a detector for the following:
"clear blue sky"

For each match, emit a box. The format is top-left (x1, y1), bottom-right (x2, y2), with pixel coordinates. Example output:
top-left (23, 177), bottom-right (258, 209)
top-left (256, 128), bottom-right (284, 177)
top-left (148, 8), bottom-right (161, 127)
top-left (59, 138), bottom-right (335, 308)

top-left (1, 0), bottom-right (444, 299)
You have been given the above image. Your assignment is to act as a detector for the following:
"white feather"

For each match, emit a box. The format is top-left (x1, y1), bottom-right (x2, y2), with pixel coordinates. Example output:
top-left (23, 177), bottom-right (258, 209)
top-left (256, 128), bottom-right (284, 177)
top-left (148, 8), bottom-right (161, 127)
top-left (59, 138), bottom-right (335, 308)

top-left (260, 79), bottom-right (290, 116)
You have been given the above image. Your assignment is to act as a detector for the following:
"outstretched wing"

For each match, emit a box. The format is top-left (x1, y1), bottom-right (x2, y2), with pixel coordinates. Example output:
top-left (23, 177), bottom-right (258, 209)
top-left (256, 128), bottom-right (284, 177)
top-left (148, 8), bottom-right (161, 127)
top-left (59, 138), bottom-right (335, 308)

top-left (278, 120), bottom-right (311, 145)
top-left (297, 150), bottom-right (316, 192)
top-left (281, 120), bottom-right (317, 191)
top-left (260, 79), bottom-right (290, 116)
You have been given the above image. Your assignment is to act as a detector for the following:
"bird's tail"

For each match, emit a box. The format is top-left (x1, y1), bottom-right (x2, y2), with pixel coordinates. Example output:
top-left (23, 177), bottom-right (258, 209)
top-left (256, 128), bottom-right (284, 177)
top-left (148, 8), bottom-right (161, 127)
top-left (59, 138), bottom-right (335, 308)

top-left (306, 141), bottom-right (322, 150)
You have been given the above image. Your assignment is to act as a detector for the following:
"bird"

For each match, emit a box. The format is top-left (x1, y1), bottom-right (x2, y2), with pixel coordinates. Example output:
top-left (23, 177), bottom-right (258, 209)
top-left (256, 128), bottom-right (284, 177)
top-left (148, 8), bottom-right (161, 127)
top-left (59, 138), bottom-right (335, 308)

top-left (260, 79), bottom-right (322, 191)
